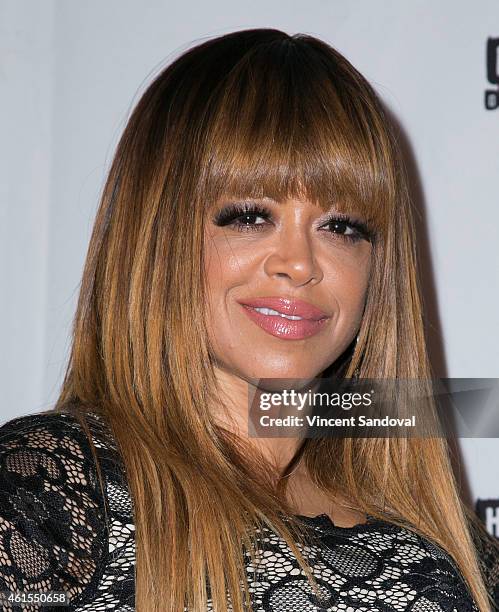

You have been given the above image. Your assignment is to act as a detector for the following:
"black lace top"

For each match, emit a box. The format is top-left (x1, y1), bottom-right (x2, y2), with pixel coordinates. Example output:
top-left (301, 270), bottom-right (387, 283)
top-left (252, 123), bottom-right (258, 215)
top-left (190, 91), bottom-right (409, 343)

top-left (0, 410), bottom-right (498, 611)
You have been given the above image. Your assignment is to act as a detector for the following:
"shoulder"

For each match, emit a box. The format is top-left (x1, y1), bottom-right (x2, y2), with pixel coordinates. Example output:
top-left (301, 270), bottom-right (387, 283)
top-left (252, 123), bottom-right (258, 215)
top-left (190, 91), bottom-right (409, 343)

top-left (470, 522), bottom-right (499, 609)
top-left (0, 409), bottom-right (112, 607)
top-left (401, 521), bottom-right (499, 610)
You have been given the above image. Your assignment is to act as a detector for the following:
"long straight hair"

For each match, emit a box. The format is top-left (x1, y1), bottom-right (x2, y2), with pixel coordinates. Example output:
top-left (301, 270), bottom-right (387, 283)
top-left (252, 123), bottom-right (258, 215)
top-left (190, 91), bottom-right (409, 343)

top-left (53, 28), bottom-right (496, 611)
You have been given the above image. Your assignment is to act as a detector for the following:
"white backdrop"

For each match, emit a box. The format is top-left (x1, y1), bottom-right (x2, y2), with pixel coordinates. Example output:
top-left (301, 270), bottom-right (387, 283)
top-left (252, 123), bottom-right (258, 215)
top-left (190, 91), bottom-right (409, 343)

top-left (1, 0), bottom-right (498, 534)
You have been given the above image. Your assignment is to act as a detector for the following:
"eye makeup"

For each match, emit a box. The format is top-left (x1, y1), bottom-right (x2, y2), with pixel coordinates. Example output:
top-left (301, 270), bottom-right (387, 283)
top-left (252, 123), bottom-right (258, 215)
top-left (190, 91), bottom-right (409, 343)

top-left (211, 201), bottom-right (374, 244)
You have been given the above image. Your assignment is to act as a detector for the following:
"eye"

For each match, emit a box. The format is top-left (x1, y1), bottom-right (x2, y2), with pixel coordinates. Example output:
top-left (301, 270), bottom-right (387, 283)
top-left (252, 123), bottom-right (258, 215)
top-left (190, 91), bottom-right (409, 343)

top-left (212, 203), bottom-right (374, 242)
top-left (319, 215), bottom-right (372, 244)
top-left (212, 203), bottom-right (271, 232)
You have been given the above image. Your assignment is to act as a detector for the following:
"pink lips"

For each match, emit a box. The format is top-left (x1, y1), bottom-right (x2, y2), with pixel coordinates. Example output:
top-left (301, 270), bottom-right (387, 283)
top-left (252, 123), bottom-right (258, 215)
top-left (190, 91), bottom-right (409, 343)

top-left (236, 296), bottom-right (330, 340)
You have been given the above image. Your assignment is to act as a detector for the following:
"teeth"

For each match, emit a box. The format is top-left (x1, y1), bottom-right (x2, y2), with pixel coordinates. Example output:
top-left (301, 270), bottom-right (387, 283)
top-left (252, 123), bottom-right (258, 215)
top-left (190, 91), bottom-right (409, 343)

top-left (253, 307), bottom-right (303, 320)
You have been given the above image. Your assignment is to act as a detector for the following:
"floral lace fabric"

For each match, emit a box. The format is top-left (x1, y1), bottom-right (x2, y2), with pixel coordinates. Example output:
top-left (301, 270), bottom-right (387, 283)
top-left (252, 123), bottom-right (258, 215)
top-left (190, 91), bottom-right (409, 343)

top-left (0, 410), bottom-right (497, 611)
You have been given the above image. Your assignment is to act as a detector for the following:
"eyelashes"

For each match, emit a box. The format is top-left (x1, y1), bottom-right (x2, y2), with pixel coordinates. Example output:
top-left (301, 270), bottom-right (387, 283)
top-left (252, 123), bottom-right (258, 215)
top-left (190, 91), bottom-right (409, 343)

top-left (213, 203), bottom-right (270, 231)
top-left (211, 202), bottom-right (373, 244)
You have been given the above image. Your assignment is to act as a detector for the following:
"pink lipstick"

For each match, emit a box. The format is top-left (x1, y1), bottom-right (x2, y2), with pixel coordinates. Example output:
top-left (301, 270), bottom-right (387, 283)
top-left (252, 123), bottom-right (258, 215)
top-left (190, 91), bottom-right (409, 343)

top-left (236, 296), bottom-right (330, 340)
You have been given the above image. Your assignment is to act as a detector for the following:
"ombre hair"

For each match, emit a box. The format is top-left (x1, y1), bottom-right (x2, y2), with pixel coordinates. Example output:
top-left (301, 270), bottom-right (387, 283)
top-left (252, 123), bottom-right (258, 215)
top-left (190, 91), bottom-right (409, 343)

top-left (51, 28), bottom-right (496, 611)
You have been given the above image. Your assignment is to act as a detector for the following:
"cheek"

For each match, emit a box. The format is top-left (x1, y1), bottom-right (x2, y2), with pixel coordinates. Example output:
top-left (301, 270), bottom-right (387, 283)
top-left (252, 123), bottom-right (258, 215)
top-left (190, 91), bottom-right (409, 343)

top-left (321, 246), bottom-right (372, 329)
top-left (203, 235), bottom-right (259, 369)
top-left (203, 248), bottom-right (225, 306)
top-left (325, 239), bottom-right (371, 283)
top-left (335, 263), bottom-right (370, 308)
top-left (204, 236), bottom-right (254, 305)
top-left (203, 234), bottom-right (263, 354)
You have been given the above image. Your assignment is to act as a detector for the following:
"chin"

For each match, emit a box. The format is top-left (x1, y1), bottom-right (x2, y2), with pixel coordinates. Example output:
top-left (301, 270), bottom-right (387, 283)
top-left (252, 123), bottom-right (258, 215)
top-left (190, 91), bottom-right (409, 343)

top-left (252, 378), bottom-right (318, 393)
top-left (242, 363), bottom-right (323, 389)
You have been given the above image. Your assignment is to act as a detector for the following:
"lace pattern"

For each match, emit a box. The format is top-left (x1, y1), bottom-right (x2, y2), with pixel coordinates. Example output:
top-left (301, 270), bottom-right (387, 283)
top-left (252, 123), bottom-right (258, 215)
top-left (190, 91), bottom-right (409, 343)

top-left (0, 410), bottom-right (497, 611)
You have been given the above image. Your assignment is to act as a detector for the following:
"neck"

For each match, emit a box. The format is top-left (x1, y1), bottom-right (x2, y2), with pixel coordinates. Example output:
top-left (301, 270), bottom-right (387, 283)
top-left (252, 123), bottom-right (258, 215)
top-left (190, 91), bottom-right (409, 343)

top-left (209, 364), bottom-right (322, 474)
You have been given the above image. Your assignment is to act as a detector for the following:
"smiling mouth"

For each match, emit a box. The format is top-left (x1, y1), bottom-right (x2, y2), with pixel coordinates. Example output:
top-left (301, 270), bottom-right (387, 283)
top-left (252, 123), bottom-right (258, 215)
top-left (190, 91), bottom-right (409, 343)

top-left (239, 298), bottom-right (330, 340)
top-left (250, 307), bottom-right (305, 321)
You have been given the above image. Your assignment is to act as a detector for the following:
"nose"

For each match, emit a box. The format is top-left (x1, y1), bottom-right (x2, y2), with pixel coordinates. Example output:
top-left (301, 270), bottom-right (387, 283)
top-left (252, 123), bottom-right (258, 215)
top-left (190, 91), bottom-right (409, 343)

top-left (263, 226), bottom-right (323, 286)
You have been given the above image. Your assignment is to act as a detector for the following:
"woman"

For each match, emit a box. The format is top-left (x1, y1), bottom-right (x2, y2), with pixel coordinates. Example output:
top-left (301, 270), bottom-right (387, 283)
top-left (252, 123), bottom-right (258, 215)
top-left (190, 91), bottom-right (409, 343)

top-left (0, 28), bottom-right (498, 612)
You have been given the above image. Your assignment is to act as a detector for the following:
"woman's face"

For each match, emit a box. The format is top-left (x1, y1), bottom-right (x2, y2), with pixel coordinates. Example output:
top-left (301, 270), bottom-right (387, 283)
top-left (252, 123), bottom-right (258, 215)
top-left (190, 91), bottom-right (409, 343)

top-left (204, 195), bottom-right (372, 383)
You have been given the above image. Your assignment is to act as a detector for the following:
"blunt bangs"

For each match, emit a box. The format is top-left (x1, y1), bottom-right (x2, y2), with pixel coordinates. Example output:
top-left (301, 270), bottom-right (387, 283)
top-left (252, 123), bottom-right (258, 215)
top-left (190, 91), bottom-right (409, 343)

top-left (194, 34), bottom-right (393, 234)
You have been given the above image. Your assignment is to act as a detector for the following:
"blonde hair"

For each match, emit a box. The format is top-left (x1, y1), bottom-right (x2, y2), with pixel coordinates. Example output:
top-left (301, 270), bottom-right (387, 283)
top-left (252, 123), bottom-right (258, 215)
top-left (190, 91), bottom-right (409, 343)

top-left (52, 28), bottom-right (496, 611)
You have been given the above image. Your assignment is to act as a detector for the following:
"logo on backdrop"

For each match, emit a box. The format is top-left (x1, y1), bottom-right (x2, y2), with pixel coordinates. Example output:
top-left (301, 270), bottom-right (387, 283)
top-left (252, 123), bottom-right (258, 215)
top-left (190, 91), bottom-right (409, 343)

top-left (476, 499), bottom-right (499, 538)
top-left (485, 37), bottom-right (499, 110)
